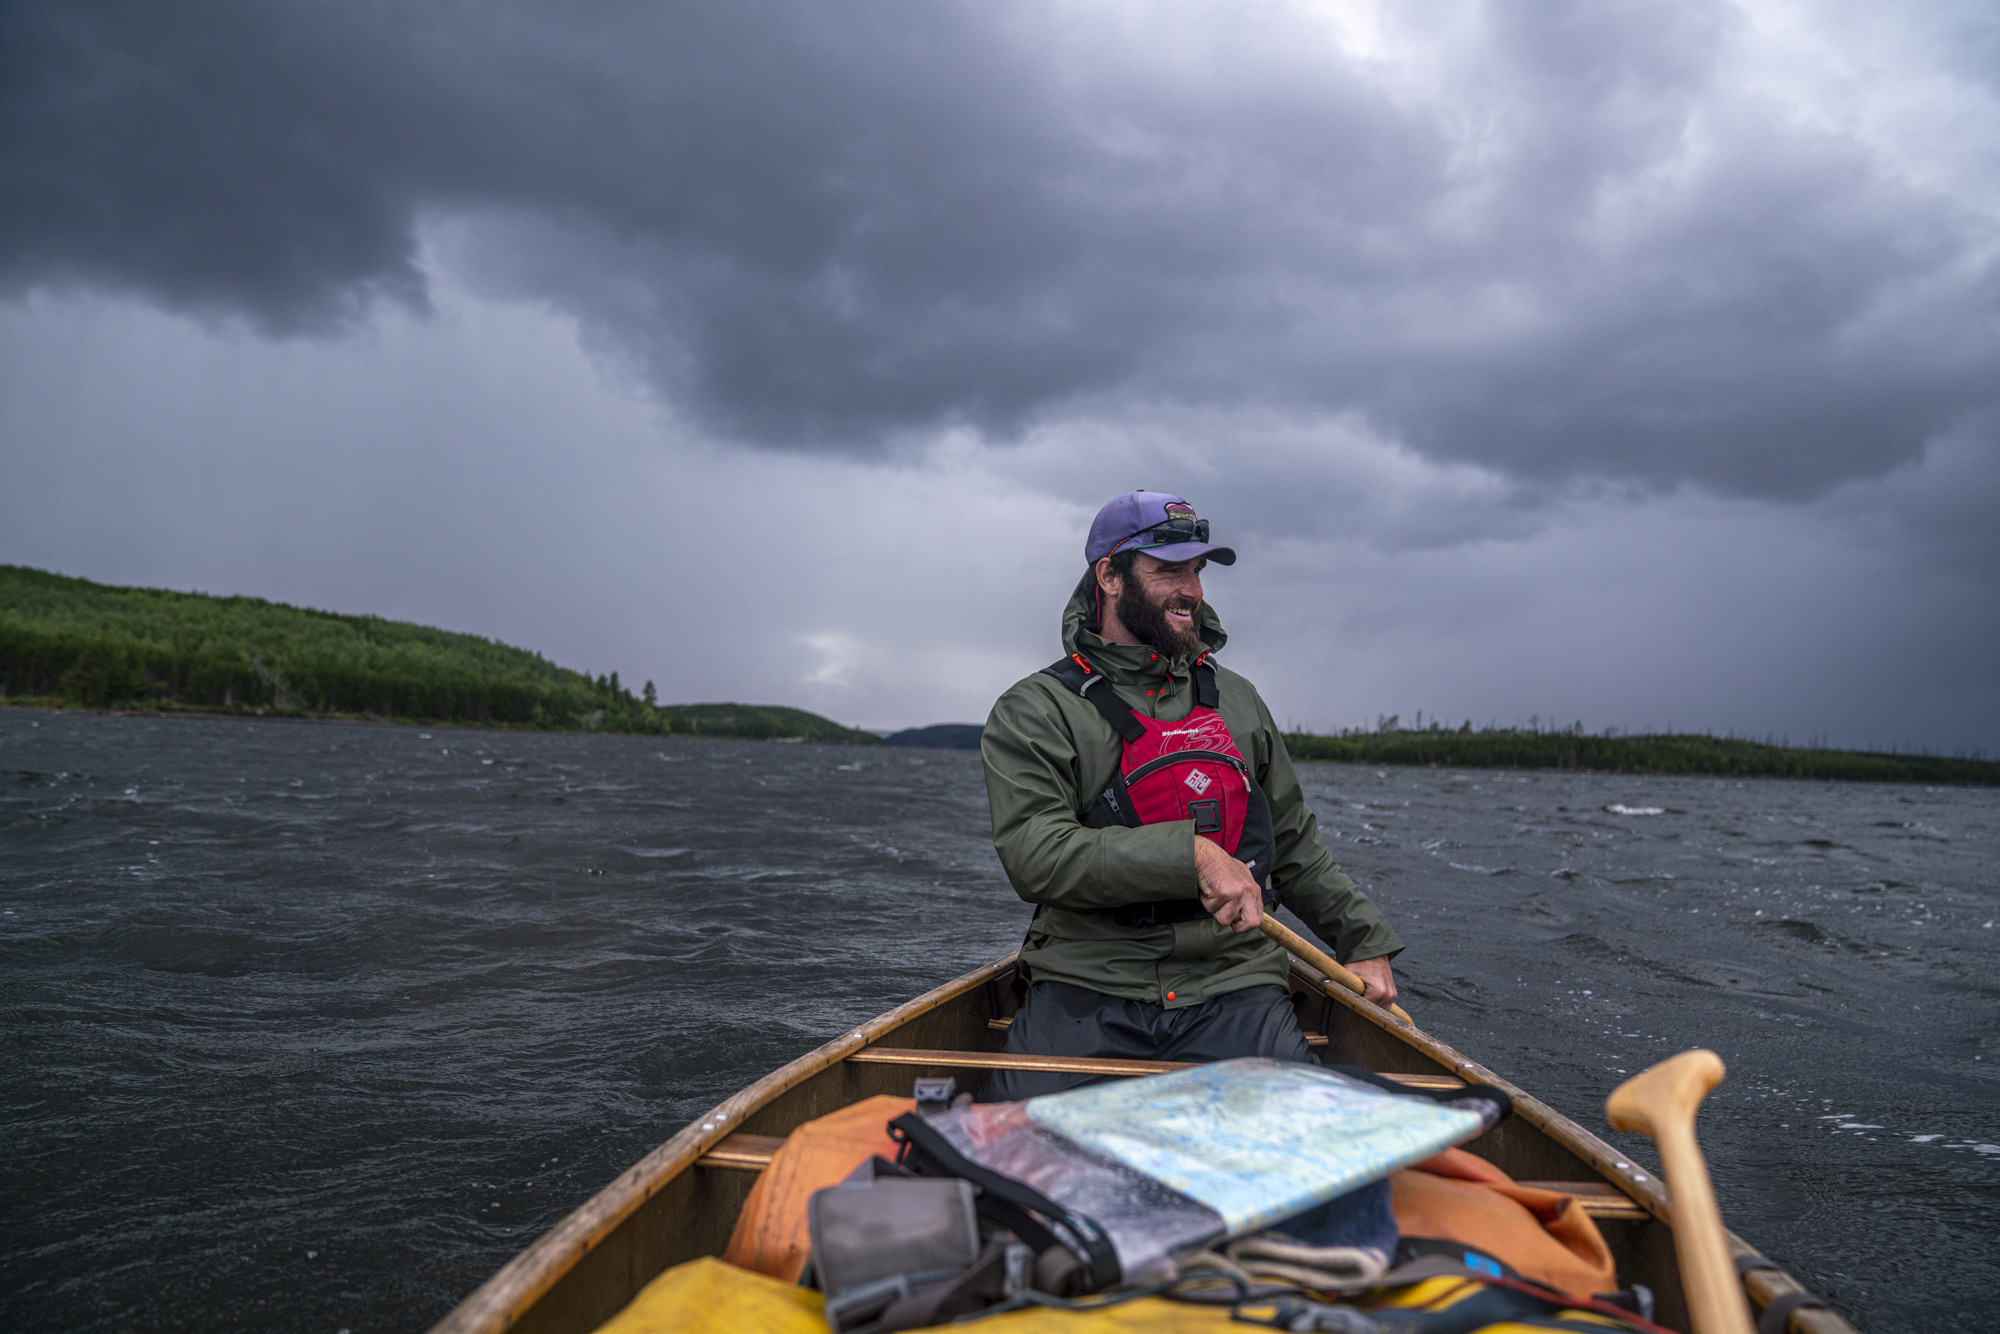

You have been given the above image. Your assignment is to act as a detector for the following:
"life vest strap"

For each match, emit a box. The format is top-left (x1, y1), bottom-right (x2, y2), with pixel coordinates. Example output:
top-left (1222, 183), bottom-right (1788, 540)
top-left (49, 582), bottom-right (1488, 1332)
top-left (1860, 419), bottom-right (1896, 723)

top-left (1193, 653), bottom-right (1219, 709)
top-left (1043, 653), bottom-right (1221, 731)
top-left (1042, 655), bottom-right (1146, 743)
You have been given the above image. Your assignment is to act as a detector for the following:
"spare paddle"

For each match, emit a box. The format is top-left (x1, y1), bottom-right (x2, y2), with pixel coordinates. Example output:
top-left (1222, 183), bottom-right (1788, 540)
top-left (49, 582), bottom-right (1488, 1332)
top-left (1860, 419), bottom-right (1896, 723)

top-left (1259, 915), bottom-right (1414, 1025)
top-left (1606, 1051), bottom-right (1754, 1334)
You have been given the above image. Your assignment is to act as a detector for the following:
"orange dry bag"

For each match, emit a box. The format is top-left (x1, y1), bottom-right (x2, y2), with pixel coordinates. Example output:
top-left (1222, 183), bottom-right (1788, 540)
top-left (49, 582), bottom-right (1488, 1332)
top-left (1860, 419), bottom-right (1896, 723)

top-left (1390, 1147), bottom-right (1618, 1301)
top-left (722, 1095), bottom-right (915, 1282)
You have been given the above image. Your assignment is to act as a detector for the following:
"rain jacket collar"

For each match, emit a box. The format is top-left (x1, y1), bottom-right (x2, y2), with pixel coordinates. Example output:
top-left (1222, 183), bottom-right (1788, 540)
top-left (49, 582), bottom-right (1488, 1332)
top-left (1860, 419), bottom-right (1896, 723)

top-left (1060, 568), bottom-right (1227, 695)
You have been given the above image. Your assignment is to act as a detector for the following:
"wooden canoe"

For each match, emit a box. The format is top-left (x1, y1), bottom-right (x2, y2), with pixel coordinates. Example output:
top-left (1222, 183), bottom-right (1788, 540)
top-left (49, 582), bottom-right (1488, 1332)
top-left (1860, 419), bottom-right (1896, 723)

top-left (428, 952), bottom-right (1855, 1334)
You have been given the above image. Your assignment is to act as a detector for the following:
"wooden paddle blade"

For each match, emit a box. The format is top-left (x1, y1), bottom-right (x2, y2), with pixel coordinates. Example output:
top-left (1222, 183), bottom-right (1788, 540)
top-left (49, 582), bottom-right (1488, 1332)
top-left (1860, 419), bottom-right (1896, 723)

top-left (1606, 1049), bottom-right (1754, 1334)
top-left (1606, 1049), bottom-right (1726, 1139)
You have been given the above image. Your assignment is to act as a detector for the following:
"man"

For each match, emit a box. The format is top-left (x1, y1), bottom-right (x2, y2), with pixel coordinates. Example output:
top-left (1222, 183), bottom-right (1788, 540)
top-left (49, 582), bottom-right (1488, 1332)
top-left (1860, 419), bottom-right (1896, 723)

top-left (980, 490), bottom-right (1403, 1099)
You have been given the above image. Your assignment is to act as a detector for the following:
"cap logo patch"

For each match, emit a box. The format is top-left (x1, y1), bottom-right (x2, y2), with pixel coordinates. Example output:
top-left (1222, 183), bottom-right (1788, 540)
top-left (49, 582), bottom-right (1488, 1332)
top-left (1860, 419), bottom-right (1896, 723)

top-left (1183, 768), bottom-right (1213, 795)
top-left (1165, 502), bottom-right (1197, 521)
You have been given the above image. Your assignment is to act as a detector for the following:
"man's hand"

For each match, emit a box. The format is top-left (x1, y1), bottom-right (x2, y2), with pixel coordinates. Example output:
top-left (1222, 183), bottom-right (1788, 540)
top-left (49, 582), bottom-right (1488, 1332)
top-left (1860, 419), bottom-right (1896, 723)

top-left (1348, 955), bottom-right (1398, 1007)
top-left (1194, 835), bottom-right (1263, 932)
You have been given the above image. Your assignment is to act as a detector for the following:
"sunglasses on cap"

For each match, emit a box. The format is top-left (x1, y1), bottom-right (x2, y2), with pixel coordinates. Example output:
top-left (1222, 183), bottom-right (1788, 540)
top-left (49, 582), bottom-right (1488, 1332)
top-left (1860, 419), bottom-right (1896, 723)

top-left (1109, 516), bottom-right (1210, 555)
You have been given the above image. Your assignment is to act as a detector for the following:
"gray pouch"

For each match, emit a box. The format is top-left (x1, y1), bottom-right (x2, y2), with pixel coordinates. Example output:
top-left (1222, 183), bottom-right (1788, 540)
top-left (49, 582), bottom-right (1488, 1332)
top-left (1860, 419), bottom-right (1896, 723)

top-left (808, 1177), bottom-right (981, 1333)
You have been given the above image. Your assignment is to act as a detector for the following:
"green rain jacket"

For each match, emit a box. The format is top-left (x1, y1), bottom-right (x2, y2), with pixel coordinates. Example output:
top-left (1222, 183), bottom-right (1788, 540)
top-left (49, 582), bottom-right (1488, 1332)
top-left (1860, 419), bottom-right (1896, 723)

top-left (981, 572), bottom-right (1404, 1008)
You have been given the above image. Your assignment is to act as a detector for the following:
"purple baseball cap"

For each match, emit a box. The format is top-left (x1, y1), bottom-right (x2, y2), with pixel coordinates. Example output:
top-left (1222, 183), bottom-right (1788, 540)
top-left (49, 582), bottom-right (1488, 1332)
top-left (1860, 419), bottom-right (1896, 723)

top-left (1085, 490), bottom-right (1236, 566)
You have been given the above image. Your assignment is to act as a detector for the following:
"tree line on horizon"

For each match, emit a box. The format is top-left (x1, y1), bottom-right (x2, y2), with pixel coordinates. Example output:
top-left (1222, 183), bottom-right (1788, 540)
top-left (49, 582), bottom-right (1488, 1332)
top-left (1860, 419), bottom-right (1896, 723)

top-left (1282, 715), bottom-right (1997, 786)
top-left (4, 564), bottom-right (1994, 783)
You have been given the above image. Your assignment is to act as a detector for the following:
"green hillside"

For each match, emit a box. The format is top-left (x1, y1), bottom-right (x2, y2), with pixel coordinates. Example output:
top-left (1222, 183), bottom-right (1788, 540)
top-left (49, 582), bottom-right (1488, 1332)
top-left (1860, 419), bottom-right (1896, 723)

top-left (1283, 725), bottom-right (1999, 786)
top-left (0, 565), bottom-right (870, 742)
top-left (663, 703), bottom-right (878, 744)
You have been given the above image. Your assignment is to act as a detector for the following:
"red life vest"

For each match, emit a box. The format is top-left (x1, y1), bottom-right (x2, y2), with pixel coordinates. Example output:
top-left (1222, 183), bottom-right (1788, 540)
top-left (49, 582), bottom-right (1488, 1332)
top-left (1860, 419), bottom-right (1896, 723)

top-left (1042, 651), bottom-right (1276, 928)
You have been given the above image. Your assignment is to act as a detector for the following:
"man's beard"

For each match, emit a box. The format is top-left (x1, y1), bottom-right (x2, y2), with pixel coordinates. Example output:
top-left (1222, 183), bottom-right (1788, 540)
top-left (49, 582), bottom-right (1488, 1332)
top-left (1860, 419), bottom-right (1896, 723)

top-left (1115, 578), bottom-right (1203, 659)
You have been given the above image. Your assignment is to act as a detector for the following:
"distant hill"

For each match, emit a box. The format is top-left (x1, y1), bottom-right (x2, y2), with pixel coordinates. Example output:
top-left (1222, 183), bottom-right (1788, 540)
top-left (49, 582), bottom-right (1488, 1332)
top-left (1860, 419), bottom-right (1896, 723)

top-left (883, 723), bottom-right (984, 750)
top-left (664, 703), bottom-right (879, 745)
top-left (0, 565), bottom-right (870, 741)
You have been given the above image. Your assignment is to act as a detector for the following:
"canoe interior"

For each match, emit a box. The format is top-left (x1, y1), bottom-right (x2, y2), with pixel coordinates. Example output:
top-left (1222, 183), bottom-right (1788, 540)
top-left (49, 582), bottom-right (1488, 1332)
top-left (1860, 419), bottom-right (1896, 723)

top-left (444, 954), bottom-right (1848, 1334)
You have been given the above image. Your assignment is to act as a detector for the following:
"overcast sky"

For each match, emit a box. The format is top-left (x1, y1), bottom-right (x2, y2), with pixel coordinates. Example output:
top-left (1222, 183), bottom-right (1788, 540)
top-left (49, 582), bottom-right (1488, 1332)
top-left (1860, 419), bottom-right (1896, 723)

top-left (3, 0), bottom-right (1996, 749)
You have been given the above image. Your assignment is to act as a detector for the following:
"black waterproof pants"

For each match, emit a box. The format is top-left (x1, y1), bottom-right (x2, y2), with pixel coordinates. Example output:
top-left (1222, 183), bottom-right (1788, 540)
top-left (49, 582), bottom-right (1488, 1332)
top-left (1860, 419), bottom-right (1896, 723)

top-left (983, 980), bottom-right (1316, 1101)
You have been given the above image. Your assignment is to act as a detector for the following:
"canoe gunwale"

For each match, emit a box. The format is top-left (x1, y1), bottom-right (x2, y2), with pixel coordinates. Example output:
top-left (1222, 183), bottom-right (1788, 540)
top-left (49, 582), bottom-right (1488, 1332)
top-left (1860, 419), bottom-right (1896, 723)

top-left (426, 954), bottom-right (1019, 1334)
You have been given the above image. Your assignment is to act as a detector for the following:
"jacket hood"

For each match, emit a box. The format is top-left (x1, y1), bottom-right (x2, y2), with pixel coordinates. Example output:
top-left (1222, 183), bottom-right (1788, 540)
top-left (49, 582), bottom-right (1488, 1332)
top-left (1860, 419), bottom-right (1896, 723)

top-left (1060, 567), bottom-right (1227, 670)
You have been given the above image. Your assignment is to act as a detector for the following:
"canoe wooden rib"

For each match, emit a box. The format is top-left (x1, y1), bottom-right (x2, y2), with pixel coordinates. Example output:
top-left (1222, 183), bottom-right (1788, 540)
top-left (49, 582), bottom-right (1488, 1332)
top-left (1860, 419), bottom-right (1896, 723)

top-left (428, 953), bottom-right (1855, 1334)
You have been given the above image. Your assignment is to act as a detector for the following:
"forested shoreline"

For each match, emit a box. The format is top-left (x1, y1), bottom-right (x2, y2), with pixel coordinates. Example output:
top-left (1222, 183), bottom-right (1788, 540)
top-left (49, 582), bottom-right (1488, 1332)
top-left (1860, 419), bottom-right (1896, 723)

top-left (1283, 725), bottom-right (1999, 786)
top-left (0, 566), bottom-right (876, 743)
top-left (8, 565), bottom-right (1995, 780)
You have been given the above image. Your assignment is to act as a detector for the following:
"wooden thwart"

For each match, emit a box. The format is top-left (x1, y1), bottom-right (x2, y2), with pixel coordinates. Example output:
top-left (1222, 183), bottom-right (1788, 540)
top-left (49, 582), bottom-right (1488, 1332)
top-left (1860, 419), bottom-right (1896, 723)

top-left (849, 1047), bottom-right (1185, 1076)
top-left (692, 1133), bottom-right (785, 1171)
top-left (845, 1046), bottom-right (1467, 1088)
top-left (689, 1129), bottom-right (1649, 1225)
top-left (1518, 1180), bottom-right (1651, 1222)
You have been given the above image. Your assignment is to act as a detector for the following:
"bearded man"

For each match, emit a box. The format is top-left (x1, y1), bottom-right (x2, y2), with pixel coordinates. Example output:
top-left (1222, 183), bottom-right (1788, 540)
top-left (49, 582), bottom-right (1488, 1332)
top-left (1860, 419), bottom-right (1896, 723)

top-left (980, 490), bottom-right (1403, 1098)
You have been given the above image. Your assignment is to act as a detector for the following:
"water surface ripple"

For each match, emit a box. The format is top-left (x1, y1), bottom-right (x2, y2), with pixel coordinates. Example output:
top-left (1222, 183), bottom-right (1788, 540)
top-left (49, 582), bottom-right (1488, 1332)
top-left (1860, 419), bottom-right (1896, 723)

top-left (1, 713), bottom-right (1993, 1332)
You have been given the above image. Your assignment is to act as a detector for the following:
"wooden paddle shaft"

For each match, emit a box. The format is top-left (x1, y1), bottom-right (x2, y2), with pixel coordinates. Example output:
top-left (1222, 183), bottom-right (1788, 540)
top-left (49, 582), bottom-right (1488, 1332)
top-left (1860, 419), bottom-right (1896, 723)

top-left (1606, 1051), bottom-right (1754, 1334)
top-left (1259, 915), bottom-right (1414, 1025)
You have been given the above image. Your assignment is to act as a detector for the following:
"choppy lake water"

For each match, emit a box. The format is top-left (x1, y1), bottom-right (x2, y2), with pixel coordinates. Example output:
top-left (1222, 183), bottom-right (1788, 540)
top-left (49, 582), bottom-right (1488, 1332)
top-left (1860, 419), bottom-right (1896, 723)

top-left (2, 712), bottom-right (1994, 1332)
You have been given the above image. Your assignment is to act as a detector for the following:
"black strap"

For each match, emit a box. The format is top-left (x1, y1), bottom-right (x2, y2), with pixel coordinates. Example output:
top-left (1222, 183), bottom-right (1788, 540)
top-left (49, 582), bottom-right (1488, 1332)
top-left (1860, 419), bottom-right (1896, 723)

top-left (1044, 654), bottom-right (1236, 744)
top-left (1735, 1255), bottom-right (1828, 1334)
top-left (1082, 677), bottom-right (1145, 743)
top-left (1109, 897), bottom-right (1211, 928)
top-left (1041, 656), bottom-right (1145, 742)
top-left (1042, 653), bottom-right (1228, 757)
top-left (888, 1112), bottom-right (1122, 1294)
top-left (870, 1238), bottom-right (1017, 1332)
top-left (1327, 1063), bottom-right (1514, 1123)
top-left (1759, 1291), bottom-right (1830, 1334)
top-left (1193, 656), bottom-right (1218, 709)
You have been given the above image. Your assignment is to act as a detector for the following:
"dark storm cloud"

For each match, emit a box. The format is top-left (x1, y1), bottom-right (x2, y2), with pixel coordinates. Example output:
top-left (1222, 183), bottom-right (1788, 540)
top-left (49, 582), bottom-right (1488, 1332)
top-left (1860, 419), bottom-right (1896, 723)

top-left (4, 0), bottom-right (1996, 496)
